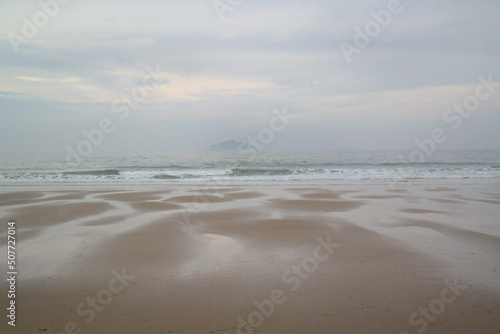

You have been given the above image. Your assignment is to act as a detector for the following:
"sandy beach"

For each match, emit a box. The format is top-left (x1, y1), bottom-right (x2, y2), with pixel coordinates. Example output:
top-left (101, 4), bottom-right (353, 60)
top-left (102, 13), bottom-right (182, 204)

top-left (1, 181), bottom-right (499, 333)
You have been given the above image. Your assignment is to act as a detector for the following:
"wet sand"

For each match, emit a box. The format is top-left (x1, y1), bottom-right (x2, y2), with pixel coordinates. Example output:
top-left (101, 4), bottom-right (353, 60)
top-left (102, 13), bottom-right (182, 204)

top-left (1, 182), bottom-right (499, 333)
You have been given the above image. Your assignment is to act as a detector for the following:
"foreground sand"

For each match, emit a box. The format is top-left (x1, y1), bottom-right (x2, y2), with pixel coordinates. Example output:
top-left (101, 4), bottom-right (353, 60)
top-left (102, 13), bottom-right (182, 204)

top-left (1, 182), bottom-right (499, 333)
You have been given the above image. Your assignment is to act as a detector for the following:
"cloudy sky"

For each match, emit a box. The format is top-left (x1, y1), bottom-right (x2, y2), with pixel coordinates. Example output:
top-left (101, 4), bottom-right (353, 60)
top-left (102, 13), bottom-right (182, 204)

top-left (0, 0), bottom-right (499, 153)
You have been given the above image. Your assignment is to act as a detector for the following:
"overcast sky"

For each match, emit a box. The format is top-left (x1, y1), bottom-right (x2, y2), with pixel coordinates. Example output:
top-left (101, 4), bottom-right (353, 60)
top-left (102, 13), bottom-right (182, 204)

top-left (0, 0), bottom-right (499, 153)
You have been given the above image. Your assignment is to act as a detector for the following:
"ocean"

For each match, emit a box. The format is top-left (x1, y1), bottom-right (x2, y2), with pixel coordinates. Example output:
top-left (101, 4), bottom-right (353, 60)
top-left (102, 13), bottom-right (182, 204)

top-left (0, 150), bottom-right (499, 185)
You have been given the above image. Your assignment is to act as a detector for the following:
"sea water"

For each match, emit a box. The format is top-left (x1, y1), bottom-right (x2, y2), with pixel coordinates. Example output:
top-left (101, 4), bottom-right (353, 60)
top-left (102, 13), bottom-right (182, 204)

top-left (0, 150), bottom-right (499, 185)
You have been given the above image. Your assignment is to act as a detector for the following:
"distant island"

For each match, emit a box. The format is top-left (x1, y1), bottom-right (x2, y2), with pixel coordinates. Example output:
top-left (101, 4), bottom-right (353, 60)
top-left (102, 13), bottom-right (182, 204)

top-left (205, 140), bottom-right (242, 151)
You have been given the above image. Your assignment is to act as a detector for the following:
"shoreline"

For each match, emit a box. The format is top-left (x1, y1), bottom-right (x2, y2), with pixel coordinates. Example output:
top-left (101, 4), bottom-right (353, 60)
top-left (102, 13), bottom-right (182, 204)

top-left (1, 176), bottom-right (499, 190)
